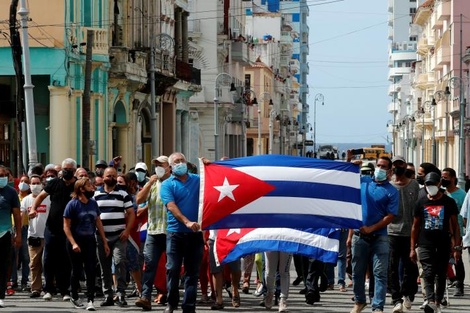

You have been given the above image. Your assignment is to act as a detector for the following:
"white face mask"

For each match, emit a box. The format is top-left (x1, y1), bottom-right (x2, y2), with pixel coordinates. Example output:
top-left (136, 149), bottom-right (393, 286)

top-left (30, 184), bottom-right (43, 196)
top-left (426, 185), bottom-right (439, 196)
top-left (155, 166), bottom-right (166, 178)
top-left (18, 182), bottom-right (30, 191)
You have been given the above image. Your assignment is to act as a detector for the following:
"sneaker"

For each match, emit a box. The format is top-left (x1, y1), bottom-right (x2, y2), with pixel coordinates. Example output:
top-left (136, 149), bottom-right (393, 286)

top-left (6, 287), bottom-right (15, 296)
top-left (419, 300), bottom-right (428, 310)
top-left (63, 294), bottom-right (71, 301)
top-left (135, 297), bottom-right (152, 311)
top-left (392, 302), bottom-right (403, 313)
top-left (0, 299), bottom-right (4, 308)
top-left (292, 276), bottom-right (303, 286)
top-left (210, 302), bottom-right (224, 310)
top-left (278, 298), bottom-right (287, 312)
top-left (100, 297), bottom-right (115, 306)
top-left (116, 295), bottom-right (127, 307)
top-left (403, 296), bottom-right (412, 310)
top-left (86, 300), bottom-right (96, 311)
top-left (350, 302), bottom-right (367, 313)
top-left (424, 302), bottom-right (437, 313)
top-left (453, 287), bottom-right (464, 297)
top-left (70, 298), bottom-right (85, 309)
top-left (265, 292), bottom-right (274, 309)
top-left (440, 298), bottom-right (448, 307)
top-left (43, 292), bottom-right (52, 301)
top-left (254, 284), bottom-right (264, 297)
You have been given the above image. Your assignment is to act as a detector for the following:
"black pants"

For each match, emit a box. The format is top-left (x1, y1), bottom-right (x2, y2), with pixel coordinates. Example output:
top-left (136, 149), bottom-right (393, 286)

top-left (389, 235), bottom-right (419, 304)
top-left (43, 227), bottom-right (71, 295)
top-left (418, 245), bottom-right (449, 303)
top-left (67, 235), bottom-right (97, 302)
top-left (0, 232), bottom-right (12, 300)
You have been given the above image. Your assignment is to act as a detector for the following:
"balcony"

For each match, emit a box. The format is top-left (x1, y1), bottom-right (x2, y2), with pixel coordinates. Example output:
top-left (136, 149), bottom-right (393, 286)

top-left (388, 0), bottom-right (393, 12)
top-left (109, 47), bottom-right (148, 85)
top-left (80, 27), bottom-right (108, 55)
top-left (388, 67), bottom-right (411, 81)
top-left (388, 84), bottom-right (398, 96)
top-left (388, 102), bottom-right (398, 113)
top-left (388, 28), bottom-right (394, 40)
top-left (436, 45), bottom-right (450, 66)
top-left (175, 59), bottom-right (201, 87)
top-left (274, 78), bottom-right (285, 94)
top-left (231, 41), bottom-right (251, 65)
top-left (289, 59), bottom-right (300, 74)
top-left (436, 0), bottom-right (450, 21)
top-left (415, 72), bottom-right (435, 89)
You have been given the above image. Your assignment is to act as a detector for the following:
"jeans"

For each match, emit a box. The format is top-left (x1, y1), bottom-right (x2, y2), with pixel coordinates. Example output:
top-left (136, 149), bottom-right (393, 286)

top-left (43, 227), bottom-right (71, 295)
top-left (141, 233), bottom-right (166, 299)
top-left (0, 232), bottom-right (12, 300)
top-left (97, 233), bottom-right (127, 297)
top-left (13, 225), bottom-right (29, 285)
top-left (67, 235), bottom-right (97, 301)
top-left (326, 230), bottom-right (348, 286)
top-left (166, 232), bottom-right (204, 313)
top-left (418, 245), bottom-right (449, 303)
top-left (389, 235), bottom-right (418, 304)
top-left (351, 234), bottom-right (389, 311)
top-left (265, 252), bottom-right (292, 299)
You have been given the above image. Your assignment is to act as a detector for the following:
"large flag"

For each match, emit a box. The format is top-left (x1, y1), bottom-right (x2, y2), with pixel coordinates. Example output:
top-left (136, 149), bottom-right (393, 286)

top-left (198, 154), bottom-right (362, 230)
top-left (214, 227), bottom-right (341, 265)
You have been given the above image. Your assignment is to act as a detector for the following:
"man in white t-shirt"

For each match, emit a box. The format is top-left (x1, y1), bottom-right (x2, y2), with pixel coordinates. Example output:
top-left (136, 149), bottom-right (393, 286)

top-left (21, 174), bottom-right (51, 298)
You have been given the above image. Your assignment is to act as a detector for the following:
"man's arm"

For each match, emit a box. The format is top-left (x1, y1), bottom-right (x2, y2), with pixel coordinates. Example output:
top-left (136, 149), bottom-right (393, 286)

top-left (136, 174), bottom-right (158, 205)
top-left (166, 201), bottom-right (200, 232)
top-left (359, 213), bottom-right (395, 235)
top-left (29, 190), bottom-right (49, 218)
top-left (410, 217), bottom-right (420, 263)
top-left (120, 206), bottom-right (135, 241)
top-left (12, 206), bottom-right (21, 248)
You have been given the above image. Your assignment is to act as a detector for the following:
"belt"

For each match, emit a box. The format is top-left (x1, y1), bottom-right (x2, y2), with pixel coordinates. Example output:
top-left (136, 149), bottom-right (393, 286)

top-left (354, 230), bottom-right (379, 242)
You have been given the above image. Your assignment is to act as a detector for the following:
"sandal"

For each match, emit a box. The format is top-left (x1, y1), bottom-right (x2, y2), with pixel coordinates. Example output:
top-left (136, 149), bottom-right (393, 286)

top-left (242, 282), bottom-right (249, 294)
top-left (211, 302), bottom-right (224, 310)
top-left (232, 296), bottom-right (240, 308)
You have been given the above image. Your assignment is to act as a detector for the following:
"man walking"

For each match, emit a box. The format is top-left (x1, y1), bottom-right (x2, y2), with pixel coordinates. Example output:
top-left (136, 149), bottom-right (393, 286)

top-left (161, 152), bottom-right (205, 313)
top-left (347, 152), bottom-right (398, 313)
top-left (94, 167), bottom-right (135, 307)
top-left (389, 156), bottom-right (419, 312)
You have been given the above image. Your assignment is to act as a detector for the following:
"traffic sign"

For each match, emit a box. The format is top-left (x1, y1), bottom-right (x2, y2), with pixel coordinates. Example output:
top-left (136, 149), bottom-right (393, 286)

top-left (304, 140), bottom-right (314, 146)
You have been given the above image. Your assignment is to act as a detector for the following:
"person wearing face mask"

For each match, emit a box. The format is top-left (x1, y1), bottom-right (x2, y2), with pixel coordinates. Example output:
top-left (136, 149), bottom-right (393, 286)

top-left (20, 175), bottom-right (50, 298)
top-left (406, 163), bottom-right (416, 179)
top-left (93, 166), bottom-right (135, 307)
top-left (134, 162), bottom-right (149, 190)
top-left (388, 156), bottom-right (419, 313)
top-left (346, 152), bottom-right (398, 313)
top-left (134, 156), bottom-right (171, 311)
top-left (160, 152), bottom-right (210, 313)
top-left (0, 165), bottom-right (22, 309)
top-left (13, 175), bottom-right (31, 292)
top-left (441, 167), bottom-right (466, 297)
top-left (29, 158), bottom-right (77, 301)
top-left (95, 160), bottom-right (108, 178)
top-left (43, 164), bottom-right (58, 184)
top-left (410, 172), bottom-right (461, 313)
top-left (64, 178), bottom-right (110, 311)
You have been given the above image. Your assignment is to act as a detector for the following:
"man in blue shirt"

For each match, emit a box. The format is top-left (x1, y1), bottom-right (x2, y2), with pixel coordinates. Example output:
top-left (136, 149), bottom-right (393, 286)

top-left (160, 152), bottom-right (204, 313)
top-left (347, 153), bottom-right (399, 313)
top-left (0, 165), bottom-right (21, 308)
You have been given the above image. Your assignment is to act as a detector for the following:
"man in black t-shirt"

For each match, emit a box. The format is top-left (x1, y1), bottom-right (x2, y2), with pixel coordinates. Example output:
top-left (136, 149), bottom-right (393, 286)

top-left (29, 158), bottom-right (77, 301)
top-left (410, 172), bottom-right (461, 313)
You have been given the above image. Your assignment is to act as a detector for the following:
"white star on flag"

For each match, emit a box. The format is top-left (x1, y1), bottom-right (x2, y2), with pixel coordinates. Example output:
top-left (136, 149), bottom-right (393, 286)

top-left (213, 177), bottom-right (239, 202)
top-left (227, 228), bottom-right (241, 236)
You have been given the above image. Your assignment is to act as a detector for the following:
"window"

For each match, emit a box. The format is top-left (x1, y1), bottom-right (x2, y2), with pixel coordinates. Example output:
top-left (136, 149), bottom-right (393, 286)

top-left (410, 36), bottom-right (417, 41)
top-left (410, 8), bottom-right (417, 14)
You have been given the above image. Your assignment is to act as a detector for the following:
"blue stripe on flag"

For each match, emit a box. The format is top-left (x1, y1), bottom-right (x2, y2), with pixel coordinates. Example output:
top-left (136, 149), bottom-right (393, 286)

top-left (210, 213), bottom-right (362, 230)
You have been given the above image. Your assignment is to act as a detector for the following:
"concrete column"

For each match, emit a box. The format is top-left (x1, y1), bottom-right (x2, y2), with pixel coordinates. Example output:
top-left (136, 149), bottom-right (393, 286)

top-left (48, 86), bottom-right (71, 164)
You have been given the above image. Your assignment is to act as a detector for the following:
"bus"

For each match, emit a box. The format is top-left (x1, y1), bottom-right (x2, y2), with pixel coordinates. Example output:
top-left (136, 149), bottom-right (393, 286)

top-left (362, 145), bottom-right (391, 160)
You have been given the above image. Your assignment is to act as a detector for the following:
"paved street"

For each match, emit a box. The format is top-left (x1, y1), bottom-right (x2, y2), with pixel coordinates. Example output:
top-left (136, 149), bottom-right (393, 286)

top-left (3, 256), bottom-right (470, 313)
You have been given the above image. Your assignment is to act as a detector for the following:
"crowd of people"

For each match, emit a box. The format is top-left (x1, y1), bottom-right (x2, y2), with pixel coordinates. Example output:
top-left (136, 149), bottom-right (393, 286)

top-left (0, 152), bottom-right (469, 313)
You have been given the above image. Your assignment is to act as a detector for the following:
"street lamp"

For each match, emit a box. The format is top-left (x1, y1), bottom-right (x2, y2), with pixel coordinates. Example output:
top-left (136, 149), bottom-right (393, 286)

top-left (314, 93), bottom-right (324, 156)
top-left (421, 100), bottom-right (433, 162)
top-left (258, 92), bottom-right (273, 155)
top-left (214, 73), bottom-right (236, 160)
top-left (430, 98), bottom-right (437, 164)
top-left (434, 87), bottom-right (451, 167)
top-left (241, 88), bottom-right (257, 157)
top-left (268, 101), bottom-right (277, 155)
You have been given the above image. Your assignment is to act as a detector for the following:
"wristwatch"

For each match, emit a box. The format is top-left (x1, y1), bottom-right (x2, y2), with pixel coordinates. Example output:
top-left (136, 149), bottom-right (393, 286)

top-left (453, 245), bottom-right (463, 251)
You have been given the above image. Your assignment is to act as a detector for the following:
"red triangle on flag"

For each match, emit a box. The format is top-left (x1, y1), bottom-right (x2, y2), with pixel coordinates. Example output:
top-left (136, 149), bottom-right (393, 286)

top-left (202, 163), bottom-right (275, 229)
top-left (215, 228), bottom-right (256, 265)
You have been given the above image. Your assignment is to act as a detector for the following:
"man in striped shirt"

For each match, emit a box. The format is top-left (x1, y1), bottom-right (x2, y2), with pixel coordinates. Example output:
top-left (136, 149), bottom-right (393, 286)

top-left (94, 167), bottom-right (135, 307)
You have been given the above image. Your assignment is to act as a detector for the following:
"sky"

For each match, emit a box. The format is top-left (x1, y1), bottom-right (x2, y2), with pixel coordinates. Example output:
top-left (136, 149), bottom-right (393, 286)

top-left (307, 0), bottom-right (391, 145)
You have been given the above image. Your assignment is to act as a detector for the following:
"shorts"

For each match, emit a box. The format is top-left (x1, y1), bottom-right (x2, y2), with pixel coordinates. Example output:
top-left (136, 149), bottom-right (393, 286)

top-left (208, 239), bottom-right (241, 274)
top-left (126, 242), bottom-right (143, 272)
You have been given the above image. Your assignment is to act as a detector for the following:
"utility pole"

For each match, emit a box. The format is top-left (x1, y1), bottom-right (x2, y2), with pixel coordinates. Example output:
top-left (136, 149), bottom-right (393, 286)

top-left (82, 30), bottom-right (94, 168)
top-left (9, 0), bottom-right (24, 175)
top-left (18, 0), bottom-right (37, 170)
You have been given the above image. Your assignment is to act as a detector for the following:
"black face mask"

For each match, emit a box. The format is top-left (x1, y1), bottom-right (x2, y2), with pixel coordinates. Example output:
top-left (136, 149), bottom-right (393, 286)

top-left (115, 184), bottom-right (127, 191)
top-left (104, 178), bottom-right (117, 187)
top-left (95, 168), bottom-right (104, 177)
top-left (393, 167), bottom-right (406, 176)
top-left (84, 190), bottom-right (95, 199)
top-left (404, 169), bottom-right (415, 179)
top-left (441, 179), bottom-right (451, 188)
top-left (62, 169), bottom-right (75, 181)
top-left (417, 175), bottom-right (425, 185)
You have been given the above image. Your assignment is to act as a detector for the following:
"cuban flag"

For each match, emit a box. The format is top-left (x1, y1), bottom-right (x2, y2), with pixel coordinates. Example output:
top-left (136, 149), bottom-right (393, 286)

top-left (198, 154), bottom-right (362, 230)
top-left (214, 227), bottom-right (341, 265)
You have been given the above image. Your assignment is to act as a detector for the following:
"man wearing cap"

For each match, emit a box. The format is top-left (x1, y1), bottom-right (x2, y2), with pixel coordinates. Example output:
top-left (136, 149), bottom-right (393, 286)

top-left (134, 156), bottom-right (171, 311)
top-left (347, 152), bottom-right (398, 313)
top-left (95, 160), bottom-right (108, 178)
top-left (135, 162), bottom-right (149, 190)
top-left (411, 172), bottom-right (461, 313)
top-left (388, 156), bottom-right (419, 313)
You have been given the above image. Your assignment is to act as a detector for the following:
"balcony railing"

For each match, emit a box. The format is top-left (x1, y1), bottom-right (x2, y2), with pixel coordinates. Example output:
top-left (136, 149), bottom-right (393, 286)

top-left (109, 47), bottom-right (147, 84)
top-left (81, 27), bottom-right (108, 55)
top-left (231, 41), bottom-right (250, 65)
top-left (175, 59), bottom-right (201, 86)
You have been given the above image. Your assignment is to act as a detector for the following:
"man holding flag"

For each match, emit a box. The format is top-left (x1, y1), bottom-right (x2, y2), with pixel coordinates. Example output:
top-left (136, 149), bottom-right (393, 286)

top-left (347, 152), bottom-right (399, 313)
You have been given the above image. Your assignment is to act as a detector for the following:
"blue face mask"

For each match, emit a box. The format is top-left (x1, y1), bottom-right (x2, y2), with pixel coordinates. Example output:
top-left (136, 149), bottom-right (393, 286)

top-left (135, 171), bottom-right (146, 182)
top-left (374, 168), bottom-right (388, 182)
top-left (0, 177), bottom-right (7, 188)
top-left (172, 163), bottom-right (188, 176)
